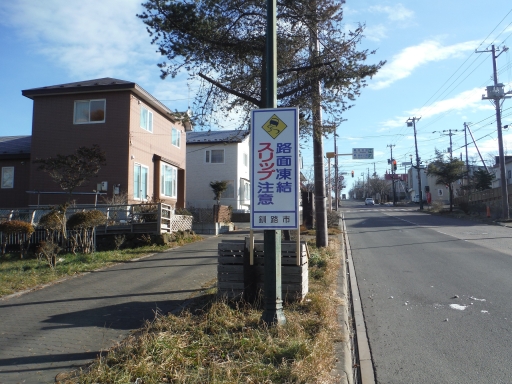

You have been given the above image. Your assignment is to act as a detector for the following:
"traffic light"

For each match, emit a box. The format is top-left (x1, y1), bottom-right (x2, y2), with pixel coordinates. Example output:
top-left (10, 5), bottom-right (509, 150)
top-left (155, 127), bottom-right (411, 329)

top-left (392, 159), bottom-right (397, 171)
top-left (351, 170), bottom-right (354, 178)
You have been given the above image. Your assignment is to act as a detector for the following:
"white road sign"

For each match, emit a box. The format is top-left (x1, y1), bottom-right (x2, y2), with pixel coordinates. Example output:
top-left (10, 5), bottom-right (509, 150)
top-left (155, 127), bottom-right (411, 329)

top-left (352, 148), bottom-right (374, 159)
top-left (251, 108), bottom-right (299, 230)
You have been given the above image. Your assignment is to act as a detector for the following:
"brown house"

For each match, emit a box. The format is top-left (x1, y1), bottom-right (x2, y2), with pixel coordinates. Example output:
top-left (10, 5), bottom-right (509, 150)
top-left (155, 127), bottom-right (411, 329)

top-left (0, 78), bottom-right (188, 209)
top-left (0, 136), bottom-right (32, 207)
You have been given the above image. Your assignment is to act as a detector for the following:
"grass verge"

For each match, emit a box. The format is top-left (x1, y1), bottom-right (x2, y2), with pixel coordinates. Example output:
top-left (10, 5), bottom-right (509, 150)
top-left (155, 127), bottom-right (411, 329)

top-left (0, 233), bottom-right (203, 297)
top-left (68, 237), bottom-right (344, 384)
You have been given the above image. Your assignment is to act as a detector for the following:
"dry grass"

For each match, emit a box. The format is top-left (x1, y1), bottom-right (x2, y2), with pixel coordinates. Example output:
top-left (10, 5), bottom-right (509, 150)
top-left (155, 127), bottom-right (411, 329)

top-left (70, 238), bottom-right (343, 384)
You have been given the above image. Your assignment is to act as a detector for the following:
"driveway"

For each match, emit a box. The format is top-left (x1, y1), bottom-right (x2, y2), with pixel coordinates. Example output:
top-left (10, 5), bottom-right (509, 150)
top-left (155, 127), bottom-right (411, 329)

top-left (0, 231), bottom-right (252, 384)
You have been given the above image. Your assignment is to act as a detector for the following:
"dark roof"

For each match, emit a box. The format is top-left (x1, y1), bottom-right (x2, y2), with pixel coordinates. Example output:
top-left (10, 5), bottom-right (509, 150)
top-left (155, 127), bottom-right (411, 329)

top-left (0, 136), bottom-right (31, 159)
top-left (494, 156), bottom-right (512, 166)
top-left (22, 78), bottom-right (175, 122)
top-left (186, 129), bottom-right (250, 144)
top-left (22, 78), bottom-right (134, 97)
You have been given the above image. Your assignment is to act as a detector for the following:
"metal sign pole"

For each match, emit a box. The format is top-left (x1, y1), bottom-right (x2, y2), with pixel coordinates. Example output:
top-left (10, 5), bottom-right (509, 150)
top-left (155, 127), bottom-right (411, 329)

top-left (261, 0), bottom-right (285, 326)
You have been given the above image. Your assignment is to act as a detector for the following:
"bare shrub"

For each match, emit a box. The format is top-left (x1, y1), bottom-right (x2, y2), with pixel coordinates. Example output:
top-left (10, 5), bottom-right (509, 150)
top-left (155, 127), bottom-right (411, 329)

top-left (114, 234), bottom-right (126, 250)
top-left (138, 234), bottom-right (153, 246)
top-left (35, 241), bottom-right (62, 268)
top-left (67, 210), bottom-right (107, 254)
top-left (326, 210), bottom-right (340, 228)
top-left (0, 220), bottom-right (35, 258)
top-left (430, 200), bottom-right (444, 213)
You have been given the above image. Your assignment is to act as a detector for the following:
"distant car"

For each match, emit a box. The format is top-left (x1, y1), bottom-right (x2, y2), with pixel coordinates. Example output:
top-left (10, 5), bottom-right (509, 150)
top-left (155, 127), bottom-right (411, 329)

top-left (365, 198), bottom-right (375, 206)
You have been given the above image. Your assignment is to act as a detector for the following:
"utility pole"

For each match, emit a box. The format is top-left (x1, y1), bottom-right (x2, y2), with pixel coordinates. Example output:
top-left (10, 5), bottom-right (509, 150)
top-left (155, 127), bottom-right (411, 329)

top-left (433, 129), bottom-right (461, 160)
top-left (334, 125), bottom-right (339, 211)
top-left (366, 168), bottom-right (370, 197)
top-left (477, 44), bottom-right (512, 219)
top-left (464, 123), bottom-right (470, 187)
top-left (445, 129), bottom-right (456, 160)
top-left (387, 144), bottom-right (396, 206)
top-left (327, 156), bottom-right (332, 211)
top-left (407, 117), bottom-right (423, 210)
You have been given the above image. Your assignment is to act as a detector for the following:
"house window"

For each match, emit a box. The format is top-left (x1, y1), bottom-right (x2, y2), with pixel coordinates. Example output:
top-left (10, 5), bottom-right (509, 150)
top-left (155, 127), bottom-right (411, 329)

top-left (74, 99), bottom-right (105, 124)
top-left (508, 170), bottom-right (511, 179)
top-left (1, 167), bottom-right (14, 189)
top-left (205, 149), bottom-right (224, 163)
top-left (243, 153), bottom-right (248, 167)
top-left (224, 180), bottom-right (234, 198)
top-left (134, 163), bottom-right (148, 200)
top-left (140, 106), bottom-right (153, 132)
top-left (172, 127), bottom-right (181, 148)
top-left (160, 163), bottom-right (177, 198)
top-left (240, 178), bottom-right (250, 202)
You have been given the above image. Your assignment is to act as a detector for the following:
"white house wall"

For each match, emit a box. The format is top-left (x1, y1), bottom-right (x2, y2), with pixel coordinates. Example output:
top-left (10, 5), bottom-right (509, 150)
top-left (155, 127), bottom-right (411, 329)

top-left (186, 138), bottom-right (250, 210)
top-left (236, 141), bottom-right (251, 210)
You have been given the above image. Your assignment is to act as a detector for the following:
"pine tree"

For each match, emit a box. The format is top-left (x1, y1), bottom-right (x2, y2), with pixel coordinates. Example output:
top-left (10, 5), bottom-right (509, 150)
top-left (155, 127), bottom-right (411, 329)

top-left (138, 0), bottom-right (384, 136)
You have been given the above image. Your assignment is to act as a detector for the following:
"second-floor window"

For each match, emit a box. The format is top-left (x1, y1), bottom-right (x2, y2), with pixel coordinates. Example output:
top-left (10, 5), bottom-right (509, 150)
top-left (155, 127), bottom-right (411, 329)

top-left (140, 106), bottom-right (153, 132)
top-left (172, 127), bottom-right (181, 148)
top-left (74, 99), bottom-right (105, 124)
top-left (205, 149), bottom-right (224, 163)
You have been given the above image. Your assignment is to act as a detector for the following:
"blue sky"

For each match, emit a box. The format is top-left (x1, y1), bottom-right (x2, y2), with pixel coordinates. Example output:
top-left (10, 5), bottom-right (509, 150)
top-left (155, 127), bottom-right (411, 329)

top-left (1, 1), bottom-right (511, 193)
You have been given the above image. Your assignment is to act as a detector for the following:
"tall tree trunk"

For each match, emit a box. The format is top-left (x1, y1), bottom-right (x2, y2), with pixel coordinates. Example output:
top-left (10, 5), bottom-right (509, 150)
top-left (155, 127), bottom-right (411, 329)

top-left (310, 9), bottom-right (327, 247)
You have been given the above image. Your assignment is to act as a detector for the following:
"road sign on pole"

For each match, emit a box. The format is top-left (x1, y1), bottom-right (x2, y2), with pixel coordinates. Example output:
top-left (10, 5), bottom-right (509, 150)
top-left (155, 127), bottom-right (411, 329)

top-left (352, 148), bottom-right (374, 159)
top-left (251, 107), bottom-right (299, 230)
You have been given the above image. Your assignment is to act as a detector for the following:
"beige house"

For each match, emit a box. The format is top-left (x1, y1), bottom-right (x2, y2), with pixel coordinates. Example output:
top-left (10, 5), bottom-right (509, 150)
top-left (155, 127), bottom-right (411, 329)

top-left (0, 78), bottom-right (189, 208)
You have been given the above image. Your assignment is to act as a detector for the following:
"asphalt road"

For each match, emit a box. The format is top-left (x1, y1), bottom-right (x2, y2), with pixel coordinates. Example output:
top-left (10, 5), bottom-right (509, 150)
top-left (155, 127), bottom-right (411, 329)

top-left (342, 200), bottom-right (512, 384)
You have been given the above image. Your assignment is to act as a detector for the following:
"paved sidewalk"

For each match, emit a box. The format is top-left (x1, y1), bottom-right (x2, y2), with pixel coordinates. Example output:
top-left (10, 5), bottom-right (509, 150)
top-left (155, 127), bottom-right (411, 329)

top-left (0, 231), bottom-right (251, 384)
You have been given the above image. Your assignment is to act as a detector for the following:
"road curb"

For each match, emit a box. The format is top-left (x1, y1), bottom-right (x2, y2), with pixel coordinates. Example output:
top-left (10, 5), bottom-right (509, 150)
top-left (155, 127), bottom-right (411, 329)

top-left (342, 214), bottom-right (376, 384)
top-left (334, 221), bottom-right (354, 384)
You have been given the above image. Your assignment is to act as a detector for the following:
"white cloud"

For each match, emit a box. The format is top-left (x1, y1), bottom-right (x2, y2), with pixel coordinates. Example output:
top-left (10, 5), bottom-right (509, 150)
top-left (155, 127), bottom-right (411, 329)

top-left (381, 87), bottom-right (494, 128)
top-left (363, 24), bottom-right (388, 42)
top-left (0, 0), bottom-right (158, 81)
top-left (368, 4), bottom-right (414, 22)
top-left (370, 39), bottom-right (478, 89)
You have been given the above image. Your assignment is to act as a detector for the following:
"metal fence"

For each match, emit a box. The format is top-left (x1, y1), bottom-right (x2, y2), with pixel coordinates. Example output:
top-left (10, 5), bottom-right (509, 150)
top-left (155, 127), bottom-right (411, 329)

top-left (0, 203), bottom-right (193, 250)
top-left (0, 229), bottom-right (95, 253)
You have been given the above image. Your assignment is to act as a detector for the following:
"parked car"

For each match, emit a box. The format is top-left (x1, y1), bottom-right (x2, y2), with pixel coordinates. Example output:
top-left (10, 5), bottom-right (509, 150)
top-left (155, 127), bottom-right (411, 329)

top-left (365, 198), bottom-right (375, 206)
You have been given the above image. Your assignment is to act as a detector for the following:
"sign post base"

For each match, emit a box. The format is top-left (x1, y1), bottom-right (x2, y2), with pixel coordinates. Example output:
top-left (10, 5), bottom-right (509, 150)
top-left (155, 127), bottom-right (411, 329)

top-left (261, 229), bottom-right (286, 325)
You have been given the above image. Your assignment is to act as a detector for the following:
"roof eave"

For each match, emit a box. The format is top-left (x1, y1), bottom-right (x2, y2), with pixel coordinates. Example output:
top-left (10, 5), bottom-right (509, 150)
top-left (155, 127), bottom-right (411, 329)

top-left (21, 82), bottom-right (137, 99)
top-left (21, 82), bottom-right (178, 124)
